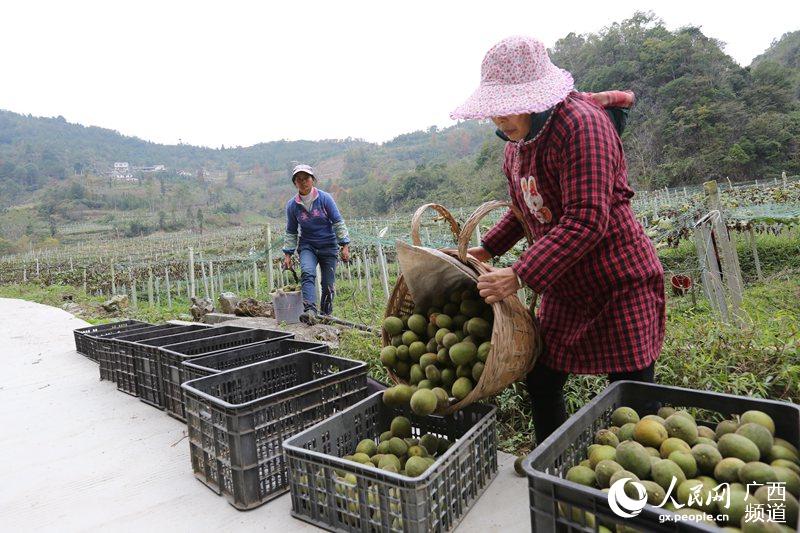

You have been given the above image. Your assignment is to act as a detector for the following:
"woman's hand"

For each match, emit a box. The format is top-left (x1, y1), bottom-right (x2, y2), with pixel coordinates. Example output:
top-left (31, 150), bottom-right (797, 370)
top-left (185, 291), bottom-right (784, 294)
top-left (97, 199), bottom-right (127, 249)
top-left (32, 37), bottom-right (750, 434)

top-left (283, 254), bottom-right (293, 270)
top-left (467, 246), bottom-right (492, 262)
top-left (340, 244), bottom-right (350, 262)
top-left (477, 266), bottom-right (520, 304)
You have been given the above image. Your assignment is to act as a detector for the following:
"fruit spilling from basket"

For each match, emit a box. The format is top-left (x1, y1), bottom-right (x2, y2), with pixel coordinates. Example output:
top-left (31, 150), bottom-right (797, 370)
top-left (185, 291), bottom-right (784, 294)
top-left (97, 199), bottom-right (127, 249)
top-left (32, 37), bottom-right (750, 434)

top-left (380, 287), bottom-right (493, 413)
top-left (564, 406), bottom-right (800, 530)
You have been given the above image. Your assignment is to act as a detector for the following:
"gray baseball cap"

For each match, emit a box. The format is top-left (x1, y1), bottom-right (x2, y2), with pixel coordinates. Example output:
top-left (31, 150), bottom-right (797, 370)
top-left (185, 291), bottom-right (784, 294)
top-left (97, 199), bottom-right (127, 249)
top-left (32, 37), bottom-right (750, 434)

top-left (291, 164), bottom-right (316, 182)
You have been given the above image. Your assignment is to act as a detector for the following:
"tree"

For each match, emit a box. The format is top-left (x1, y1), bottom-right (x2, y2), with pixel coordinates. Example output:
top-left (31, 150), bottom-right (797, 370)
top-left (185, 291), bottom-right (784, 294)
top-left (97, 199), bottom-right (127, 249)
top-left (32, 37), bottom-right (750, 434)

top-left (196, 208), bottom-right (204, 235)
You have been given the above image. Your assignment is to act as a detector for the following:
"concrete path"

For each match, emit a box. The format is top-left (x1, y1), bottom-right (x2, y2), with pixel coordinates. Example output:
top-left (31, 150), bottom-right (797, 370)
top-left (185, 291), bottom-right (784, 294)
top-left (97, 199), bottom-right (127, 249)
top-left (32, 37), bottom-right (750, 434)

top-left (0, 298), bottom-right (528, 532)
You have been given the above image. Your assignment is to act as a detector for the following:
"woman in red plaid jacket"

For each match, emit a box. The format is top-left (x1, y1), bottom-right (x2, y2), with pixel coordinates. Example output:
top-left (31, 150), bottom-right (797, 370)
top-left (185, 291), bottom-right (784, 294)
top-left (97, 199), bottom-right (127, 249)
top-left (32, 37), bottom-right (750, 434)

top-left (451, 36), bottom-right (665, 442)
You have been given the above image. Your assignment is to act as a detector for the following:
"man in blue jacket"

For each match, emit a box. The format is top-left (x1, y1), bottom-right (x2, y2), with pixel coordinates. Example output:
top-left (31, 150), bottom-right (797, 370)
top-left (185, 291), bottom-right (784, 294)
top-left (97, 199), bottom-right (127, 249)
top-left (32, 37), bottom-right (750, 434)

top-left (282, 164), bottom-right (351, 323)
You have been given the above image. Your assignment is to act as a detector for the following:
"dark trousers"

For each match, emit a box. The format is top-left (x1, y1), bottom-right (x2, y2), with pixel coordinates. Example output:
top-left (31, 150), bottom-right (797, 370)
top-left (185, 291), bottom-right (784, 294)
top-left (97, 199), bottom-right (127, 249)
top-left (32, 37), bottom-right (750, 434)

top-left (525, 357), bottom-right (656, 444)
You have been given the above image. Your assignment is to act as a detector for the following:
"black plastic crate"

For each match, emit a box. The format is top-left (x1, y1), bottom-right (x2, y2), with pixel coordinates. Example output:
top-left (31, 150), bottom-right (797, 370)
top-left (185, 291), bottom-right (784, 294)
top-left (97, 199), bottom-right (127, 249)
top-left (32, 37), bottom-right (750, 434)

top-left (112, 324), bottom-right (210, 396)
top-left (283, 391), bottom-right (498, 533)
top-left (132, 325), bottom-right (252, 409)
top-left (523, 381), bottom-right (800, 532)
top-left (159, 329), bottom-right (294, 421)
top-left (73, 320), bottom-right (149, 361)
top-left (181, 351), bottom-right (368, 510)
top-left (182, 339), bottom-right (329, 382)
top-left (96, 325), bottom-right (158, 382)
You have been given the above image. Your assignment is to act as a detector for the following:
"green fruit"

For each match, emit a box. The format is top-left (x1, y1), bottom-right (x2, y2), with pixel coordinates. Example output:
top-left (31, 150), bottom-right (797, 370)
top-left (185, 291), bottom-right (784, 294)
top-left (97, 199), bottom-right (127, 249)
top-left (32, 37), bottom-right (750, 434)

top-left (773, 465), bottom-right (800, 497)
top-left (664, 414), bottom-right (698, 445)
top-left (356, 439), bottom-right (378, 457)
top-left (379, 431), bottom-right (393, 443)
top-left (460, 300), bottom-right (482, 318)
top-left (388, 437), bottom-right (408, 457)
top-left (609, 470), bottom-right (641, 498)
top-left (451, 315), bottom-right (468, 331)
top-left (674, 410), bottom-right (695, 422)
top-left (409, 364), bottom-right (424, 384)
top-left (769, 445), bottom-right (800, 464)
top-left (401, 330), bottom-right (419, 346)
top-left (431, 387), bottom-right (449, 411)
top-left (565, 465), bottom-right (597, 487)
top-left (377, 441), bottom-right (392, 454)
top-left (645, 447), bottom-right (661, 458)
top-left (471, 362), bottom-right (484, 382)
top-left (440, 368), bottom-right (455, 388)
top-left (618, 423), bottom-right (636, 442)
top-left (407, 445), bottom-right (428, 458)
top-left (418, 353), bottom-right (437, 369)
top-left (773, 459), bottom-right (800, 474)
top-left (420, 434), bottom-right (439, 455)
top-left (716, 419), bottom-right (740, 440)
top-left (409, 341), bottom-right (427, 361)
top-left (640, 480), bottom-right (666, 506)
top-left (642, 414), bottom-right (666, 425)
top-left (391, 335), bottom-right (403, 347)
top-left (390, 416), bottom-right (412, 438)
top-left (697, 426), bottom-right (716, 441)
top-left (615, 440), bottom-right (652, 479)
top-left (434, 328), bottom-right (450, 345)
top-left (477, 341), bottom-right (491, 363)
top-left (405, 456), bottom-right (429, 477)
top-left (395, 361), bottom-right (409, 378)
top-left (651, 459), bottom-right (687, 491)
top-left (425, 365), bottom-right (441, 384)
top-left (740, 410), bottom-right (776, 435)
top-left (513, 456), bottom-right (525, 477)
top-left (691, 443), bottom-right (722, 474)
top-left (595, 459), bottom-right (624, 488)
top-left (454, 331), bottom-right (466, 342)
top-left (380, 346), bottom-right (397, 367)
top-left (410, 389), bottom-right (437, 416)
top-left (452, 377), bottom-right (473, 401)
top-left (456, 364), bottom-right (471, 378)
top-left (589, 445), bottom-right (617, 468)
top-left (739, 461), bottom-right (778, 485)
top-left (426, 337), bottom-right (437, 353)
top-left (443, 303), bottom-right (459, 316)
top-left (449, 342), bottom-right (477, 366)
top-left (435, 315), bottom-right (452, 329)
top-left (417, 380), bottom-right (433, 390)
top-left (634, 419), bottom-right (668, 447)
top-left (668, 451), bottom-right (697, 478)
top-left (660, 437), bottom-right (691, 458)
top-left (721, 487), bottom-right (748, 526)
top-left (407, 314), bottom-right (428, 336)
top-left (657, 406), bottom-right (677, 419)
top-left (695, 437), bottom-right (717, 447)
top-left (352, 452), bottom-right (372, 464)
top-left (396, 345), bottom-right (410, 361)
top-left (595, 429), bottom-right (620, 448)
top-left (383, 316), bottom-right (403, 336)
top-left (442, 332), bottom-right (459, 349)
top-left (382, 387), bottom-right (398, 407)
top-left (718, 433), bottom-right (761, 463)
top-left (611, 407), bottom-right (640, 427)
top-left (466, 317), bottom-right (491, 340)
top-left (378, 454), bottom-right (401, 471)
top-left (754, 484), bottom-right (799, 527)
top-left (437, 437), bottom-right (452, 455)
top-left (436, 348), bottom-right (449, 365)
top-left (715, 457), bottom-right (746, 482)
top-left (677, 479), bottom-right (716, 513)
top-left (579, 459), bottom-right (592, 468)
top-left (736, 423), bottom-right (774, 458)
top-left (775, 438), bottom-right (800, 457)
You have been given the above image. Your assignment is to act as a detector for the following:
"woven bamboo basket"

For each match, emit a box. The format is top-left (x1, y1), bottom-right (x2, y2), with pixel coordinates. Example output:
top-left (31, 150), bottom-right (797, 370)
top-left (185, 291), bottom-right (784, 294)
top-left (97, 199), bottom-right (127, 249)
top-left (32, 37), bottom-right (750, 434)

top-left (382, 201), bottom-right (543, 414)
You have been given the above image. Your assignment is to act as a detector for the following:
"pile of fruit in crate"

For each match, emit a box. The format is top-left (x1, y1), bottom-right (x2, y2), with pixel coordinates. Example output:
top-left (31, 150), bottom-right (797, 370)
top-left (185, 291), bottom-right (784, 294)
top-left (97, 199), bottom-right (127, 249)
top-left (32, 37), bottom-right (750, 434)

top-left (379, 288), bottom-right (493, 412)
top-left (565, 405), bottom-right (800, 530)
top-left (336, 415), bottom-right (454, 477)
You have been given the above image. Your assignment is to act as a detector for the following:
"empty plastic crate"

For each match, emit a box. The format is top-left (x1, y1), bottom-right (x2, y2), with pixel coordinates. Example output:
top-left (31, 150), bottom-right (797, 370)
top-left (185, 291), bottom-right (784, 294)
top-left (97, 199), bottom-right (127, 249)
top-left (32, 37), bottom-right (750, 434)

top-left (111, 324), bottom-right (210, 396)
top-left (181, 351), bottom-right (368, 510)
top-left (182, 339), bottom-right (329, 382)
top-left (283, 391), bottom-right (498, 533)
top-left (160, 328), bottom-right (294, 421)
top-left (523, 381), bottom-right (800, 532)
top-left (132, 325), bottom-right (252, 409)
top-left (73, 320), bottom-right (149, 361)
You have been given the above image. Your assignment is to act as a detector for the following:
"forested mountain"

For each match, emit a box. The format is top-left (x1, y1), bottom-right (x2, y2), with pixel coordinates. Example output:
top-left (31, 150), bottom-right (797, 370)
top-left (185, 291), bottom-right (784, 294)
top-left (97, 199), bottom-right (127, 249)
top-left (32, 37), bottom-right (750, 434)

top-left (1, 11), bottom-right (798, 250)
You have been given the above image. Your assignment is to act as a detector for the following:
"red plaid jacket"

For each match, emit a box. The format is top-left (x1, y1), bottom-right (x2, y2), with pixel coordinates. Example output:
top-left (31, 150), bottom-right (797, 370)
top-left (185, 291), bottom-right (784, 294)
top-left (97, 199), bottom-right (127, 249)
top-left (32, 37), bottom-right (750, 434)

top-left (482, 92), bottom-right (665, 374)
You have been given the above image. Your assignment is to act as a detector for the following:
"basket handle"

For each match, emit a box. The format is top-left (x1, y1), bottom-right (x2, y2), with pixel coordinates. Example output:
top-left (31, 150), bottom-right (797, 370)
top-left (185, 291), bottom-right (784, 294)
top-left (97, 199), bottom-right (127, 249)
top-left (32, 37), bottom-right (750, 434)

top-left (410, 203), bottom-right (461, 246)
top-left (456, 200), bottom-right (533, 262)
top-left (457, 200), bottom-right (538, 313)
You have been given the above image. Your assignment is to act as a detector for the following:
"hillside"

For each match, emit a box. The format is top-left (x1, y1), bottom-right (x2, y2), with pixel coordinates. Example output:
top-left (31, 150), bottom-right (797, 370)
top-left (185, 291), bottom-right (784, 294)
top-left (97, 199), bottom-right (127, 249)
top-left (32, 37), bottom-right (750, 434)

top-left (1, 11), bottom-right (799, 253)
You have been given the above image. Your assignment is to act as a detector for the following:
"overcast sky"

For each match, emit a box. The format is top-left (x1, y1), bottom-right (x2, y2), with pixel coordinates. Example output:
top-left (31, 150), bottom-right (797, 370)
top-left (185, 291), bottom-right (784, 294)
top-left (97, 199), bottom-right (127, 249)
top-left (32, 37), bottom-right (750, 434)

top-left (2, 0), bottom-right (798, 147)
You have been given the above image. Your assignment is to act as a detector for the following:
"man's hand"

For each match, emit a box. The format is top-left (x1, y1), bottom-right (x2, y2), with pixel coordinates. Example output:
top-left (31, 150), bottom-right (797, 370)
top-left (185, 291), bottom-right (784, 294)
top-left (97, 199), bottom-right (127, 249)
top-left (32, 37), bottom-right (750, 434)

top-left (340, 244), bottom-right (350, 263)
top-left (477, 266), bottom-right (521, 304)
top-left (467, 246), bottom-right (492, 262)
top-left (283, 254), bottom-right (293, 270)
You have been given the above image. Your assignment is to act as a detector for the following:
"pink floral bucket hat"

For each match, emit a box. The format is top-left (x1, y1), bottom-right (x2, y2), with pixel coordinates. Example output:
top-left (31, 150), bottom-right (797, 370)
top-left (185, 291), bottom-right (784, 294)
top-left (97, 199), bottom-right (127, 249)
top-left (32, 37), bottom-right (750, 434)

top-left (450, 36), bottom-right (574, 120)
